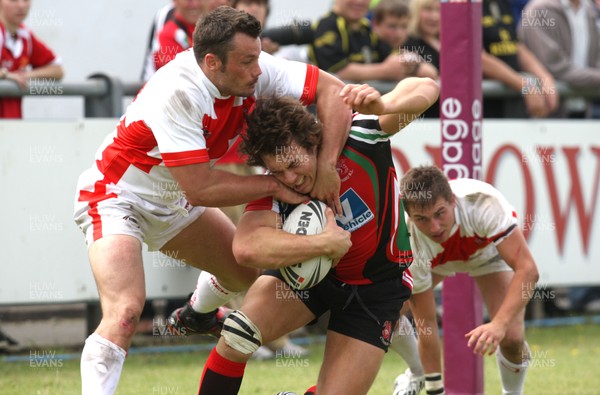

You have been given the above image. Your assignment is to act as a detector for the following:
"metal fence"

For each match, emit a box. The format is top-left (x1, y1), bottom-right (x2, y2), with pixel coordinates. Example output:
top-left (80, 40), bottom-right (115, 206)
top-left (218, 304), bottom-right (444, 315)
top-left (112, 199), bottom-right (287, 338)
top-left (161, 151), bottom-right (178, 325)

top-left (1, 74), bottom-right (599, 118)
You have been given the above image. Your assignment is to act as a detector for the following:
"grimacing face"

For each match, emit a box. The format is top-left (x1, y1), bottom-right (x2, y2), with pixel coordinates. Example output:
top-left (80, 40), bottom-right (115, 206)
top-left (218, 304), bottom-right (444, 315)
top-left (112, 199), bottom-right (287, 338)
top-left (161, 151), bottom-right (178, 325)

top-left (408, 196), bottom-right (456, 243)
top-left (261, 143), bottom-right (318, 195)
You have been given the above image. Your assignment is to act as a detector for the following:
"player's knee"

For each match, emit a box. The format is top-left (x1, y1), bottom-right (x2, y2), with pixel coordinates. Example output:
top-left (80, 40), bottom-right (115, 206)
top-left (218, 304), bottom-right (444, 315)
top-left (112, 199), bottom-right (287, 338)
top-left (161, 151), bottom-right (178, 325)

top-left (500, 332), bottom-right (525, 354)
top-left (107, 302), bottom-right (144, 337)
top-left (221, 310), bottom-right (262, 354)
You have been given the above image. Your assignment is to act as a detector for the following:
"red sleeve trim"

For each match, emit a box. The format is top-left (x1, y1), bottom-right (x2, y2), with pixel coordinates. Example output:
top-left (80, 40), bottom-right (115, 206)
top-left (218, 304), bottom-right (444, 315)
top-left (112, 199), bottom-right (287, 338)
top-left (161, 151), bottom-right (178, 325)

top-left (245, 196), bottom-right (274, 212)
top-left (162, 150), bottom-right (209, 166)
top-left (300, 64), bottom-right (319, 105)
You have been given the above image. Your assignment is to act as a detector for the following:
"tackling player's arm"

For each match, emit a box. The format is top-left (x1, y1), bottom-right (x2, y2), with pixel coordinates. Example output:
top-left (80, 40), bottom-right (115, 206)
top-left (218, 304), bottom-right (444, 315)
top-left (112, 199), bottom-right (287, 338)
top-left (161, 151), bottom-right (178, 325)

top-left (232, 208), bottom-right (351, 269)
top-left (465, 226), bottom-right (539, 355)
top-left (339, 78), bottom-right (440, 133)
top-left (168, 163), bottom-right (306, 207)
top-left (311, 69), bottom-right (353, 215)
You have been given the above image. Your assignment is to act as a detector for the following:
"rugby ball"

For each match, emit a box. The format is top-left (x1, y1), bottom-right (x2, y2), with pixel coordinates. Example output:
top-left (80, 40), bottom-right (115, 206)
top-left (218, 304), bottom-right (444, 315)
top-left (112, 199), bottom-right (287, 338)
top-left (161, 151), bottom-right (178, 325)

top-left (280, 200), bottom-right (333, 290)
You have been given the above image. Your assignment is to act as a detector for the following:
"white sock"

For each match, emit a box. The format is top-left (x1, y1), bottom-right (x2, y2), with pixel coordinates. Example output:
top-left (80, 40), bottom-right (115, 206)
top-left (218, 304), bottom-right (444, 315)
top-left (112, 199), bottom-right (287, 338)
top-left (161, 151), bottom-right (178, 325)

top-left (81, 333), bottom-right (127, 395)
top-left (496, 344), bottom-right (529, 395)
top-left (425, 373), bottom-right (445, 395)
top-left (189, 271), bottom-right (239, 313)
top-left (390, 315), bottom-right (425, 376)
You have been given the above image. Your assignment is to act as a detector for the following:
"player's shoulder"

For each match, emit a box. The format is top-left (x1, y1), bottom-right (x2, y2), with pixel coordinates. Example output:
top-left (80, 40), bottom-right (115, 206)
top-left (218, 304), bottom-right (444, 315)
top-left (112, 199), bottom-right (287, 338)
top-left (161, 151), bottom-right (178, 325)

top-left (256, 52), bottom-right (310, 89)
top-left (258, 51), bottom-right (303, 72)
top-left (450, 178), bottom-right (502, 198)
top-left (131, 51), bottom-right (214, 116)
top-left (451, 178), bottom-right (514, 218)
top-left (347, 113), bottom-right (388, 144)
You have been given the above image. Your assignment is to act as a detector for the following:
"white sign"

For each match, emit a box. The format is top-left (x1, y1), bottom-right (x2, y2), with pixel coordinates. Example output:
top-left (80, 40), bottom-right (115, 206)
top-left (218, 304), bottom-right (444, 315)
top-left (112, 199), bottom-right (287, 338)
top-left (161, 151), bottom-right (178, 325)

top-left (391, 119), bottom-right (600, 287)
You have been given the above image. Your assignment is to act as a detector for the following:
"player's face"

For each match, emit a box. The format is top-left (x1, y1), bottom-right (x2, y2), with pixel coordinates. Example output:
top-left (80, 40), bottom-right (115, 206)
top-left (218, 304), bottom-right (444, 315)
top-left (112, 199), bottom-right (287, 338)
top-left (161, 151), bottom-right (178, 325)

top-left (213, 33), bottom-right (262, 97)
top-left (262, 143), bottom-right (317, 195)
top-left (409, 196), bottom-right (456, 243)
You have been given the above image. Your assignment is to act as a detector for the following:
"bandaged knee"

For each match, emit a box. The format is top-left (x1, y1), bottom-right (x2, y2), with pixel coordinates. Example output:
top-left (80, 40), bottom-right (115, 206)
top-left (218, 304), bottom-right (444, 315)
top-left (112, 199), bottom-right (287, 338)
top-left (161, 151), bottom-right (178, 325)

top-left (221, 310), bottom-right (262, 354)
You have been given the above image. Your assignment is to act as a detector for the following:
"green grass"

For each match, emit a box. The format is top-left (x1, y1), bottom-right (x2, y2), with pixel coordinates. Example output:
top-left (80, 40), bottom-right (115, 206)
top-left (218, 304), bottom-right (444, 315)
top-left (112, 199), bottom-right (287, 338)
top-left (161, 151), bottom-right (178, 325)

top-left (1, 324), bottom-right (599, 394)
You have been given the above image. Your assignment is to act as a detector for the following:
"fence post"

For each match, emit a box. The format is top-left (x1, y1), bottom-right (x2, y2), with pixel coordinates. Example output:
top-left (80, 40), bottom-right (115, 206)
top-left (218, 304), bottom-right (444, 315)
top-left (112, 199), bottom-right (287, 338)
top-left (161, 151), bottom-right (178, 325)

top-left (84, 73), bottom-right (123, 118)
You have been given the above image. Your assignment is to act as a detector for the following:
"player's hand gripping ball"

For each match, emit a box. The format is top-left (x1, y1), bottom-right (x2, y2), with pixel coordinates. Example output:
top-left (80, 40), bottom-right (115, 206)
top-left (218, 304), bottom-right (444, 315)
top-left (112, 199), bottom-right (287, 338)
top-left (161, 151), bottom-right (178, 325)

top-left (280, 200), bottom-right (333, 290)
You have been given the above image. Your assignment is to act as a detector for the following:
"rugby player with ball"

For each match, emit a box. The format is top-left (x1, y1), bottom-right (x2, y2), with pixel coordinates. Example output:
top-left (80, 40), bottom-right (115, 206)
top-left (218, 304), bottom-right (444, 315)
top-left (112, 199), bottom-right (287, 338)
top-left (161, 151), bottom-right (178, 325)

top-left (197, 78), bottom-right (440, 395)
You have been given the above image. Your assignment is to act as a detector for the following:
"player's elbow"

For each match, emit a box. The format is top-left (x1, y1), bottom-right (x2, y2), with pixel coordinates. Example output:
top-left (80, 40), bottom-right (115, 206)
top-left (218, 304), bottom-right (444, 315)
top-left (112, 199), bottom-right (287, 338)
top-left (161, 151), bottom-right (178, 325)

top-left (522, 258), bottom-right (540, 285)
top-left (232, 237), bottom-right (254, 267)
top-left (232, 237), bottom-right (268, 268)
top-left (421, 77), bottom-right (441, 107)
top-left (528, 262), bottom-right (540, 284)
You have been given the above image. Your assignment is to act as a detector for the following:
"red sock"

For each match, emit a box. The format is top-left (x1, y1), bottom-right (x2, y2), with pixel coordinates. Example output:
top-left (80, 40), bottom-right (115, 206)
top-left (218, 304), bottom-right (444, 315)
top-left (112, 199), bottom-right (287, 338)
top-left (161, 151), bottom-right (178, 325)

top-left (198, 348), bottom-right (246, 395)
top-left (304, 385), bottom-right (317, 395)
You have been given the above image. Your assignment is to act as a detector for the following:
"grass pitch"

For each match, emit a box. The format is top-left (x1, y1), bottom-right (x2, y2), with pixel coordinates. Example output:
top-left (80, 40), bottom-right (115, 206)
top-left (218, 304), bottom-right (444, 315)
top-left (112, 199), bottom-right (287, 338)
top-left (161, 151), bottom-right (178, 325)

top-left (1, 324), bottom-right (599, 394)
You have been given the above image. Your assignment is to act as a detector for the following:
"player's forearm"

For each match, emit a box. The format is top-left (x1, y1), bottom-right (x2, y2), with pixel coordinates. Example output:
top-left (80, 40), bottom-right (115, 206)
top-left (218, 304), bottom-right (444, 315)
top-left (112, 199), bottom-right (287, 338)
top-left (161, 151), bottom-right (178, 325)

top-left (491, 267), bottom-right (539, 329)
top-left (315, 70), bottom-right (351, 165)
top-left (382, 77), bottom-right (440, 115)
top-left (334, 62), bottom-right (388, 82)
top-left (183, 170), bottom-right (280, 207)
top-left (233, 228), bottom-right (333, 269)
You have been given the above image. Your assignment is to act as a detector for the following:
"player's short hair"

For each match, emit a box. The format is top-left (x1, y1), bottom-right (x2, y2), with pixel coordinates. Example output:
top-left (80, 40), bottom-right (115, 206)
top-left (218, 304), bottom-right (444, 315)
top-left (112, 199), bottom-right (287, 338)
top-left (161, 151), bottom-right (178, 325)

top-left (372, 0), bottom-right (409, 24)
top-left (400, 165), bottom-right (453, 215)
top-left (240, 96), bottom-right (322, 168)
top-left (193, 6), bottom-right (262, 65)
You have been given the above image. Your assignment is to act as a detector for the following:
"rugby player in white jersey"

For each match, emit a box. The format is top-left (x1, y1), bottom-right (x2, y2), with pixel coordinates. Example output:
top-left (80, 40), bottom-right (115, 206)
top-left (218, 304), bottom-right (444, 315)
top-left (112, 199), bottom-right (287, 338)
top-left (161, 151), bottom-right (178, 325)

top-left (73, 7), bottom-right (350, 394)
top-left (391, 165), bottom-right (539, 395)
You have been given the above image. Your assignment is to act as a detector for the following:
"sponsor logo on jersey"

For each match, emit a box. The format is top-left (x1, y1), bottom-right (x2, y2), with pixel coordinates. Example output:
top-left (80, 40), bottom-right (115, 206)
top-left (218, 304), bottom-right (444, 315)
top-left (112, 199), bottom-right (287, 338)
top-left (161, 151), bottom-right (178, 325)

top-left (335, 188), bottom-right (374, 232)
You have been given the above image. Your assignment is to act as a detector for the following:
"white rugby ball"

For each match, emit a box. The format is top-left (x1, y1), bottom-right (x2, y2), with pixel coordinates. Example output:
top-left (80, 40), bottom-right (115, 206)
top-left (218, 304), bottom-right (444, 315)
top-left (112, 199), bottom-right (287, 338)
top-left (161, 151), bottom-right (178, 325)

top-left (280, 200), bottom-right (333, 290)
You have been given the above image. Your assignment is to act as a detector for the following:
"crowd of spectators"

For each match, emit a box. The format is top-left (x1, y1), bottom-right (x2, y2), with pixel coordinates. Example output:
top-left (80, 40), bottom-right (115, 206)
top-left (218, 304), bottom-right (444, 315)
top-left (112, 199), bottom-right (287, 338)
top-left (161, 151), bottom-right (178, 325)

top-left (1, 0), bottom-right (599, 118)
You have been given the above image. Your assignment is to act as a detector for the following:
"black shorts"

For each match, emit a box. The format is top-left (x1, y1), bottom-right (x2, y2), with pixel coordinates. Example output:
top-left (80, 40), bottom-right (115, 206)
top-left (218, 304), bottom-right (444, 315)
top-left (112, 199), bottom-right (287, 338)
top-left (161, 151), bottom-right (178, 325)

top-left (264, 270), bottom-right (411, 351)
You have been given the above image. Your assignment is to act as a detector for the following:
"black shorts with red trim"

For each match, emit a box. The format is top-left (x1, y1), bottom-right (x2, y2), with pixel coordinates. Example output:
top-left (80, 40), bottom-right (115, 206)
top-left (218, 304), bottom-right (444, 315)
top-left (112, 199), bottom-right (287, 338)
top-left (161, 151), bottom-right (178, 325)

top-left (264, 270), bottom-right (411, 351)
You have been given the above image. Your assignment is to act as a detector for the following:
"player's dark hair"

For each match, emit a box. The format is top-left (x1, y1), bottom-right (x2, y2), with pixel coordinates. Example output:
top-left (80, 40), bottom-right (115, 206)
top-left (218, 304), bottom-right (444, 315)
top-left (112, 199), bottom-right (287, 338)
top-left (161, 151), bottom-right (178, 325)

top-left (240, 96), bottom-right (322, 168)
top-left (400, 165), bottom-right (453, 215)
top-left (193, 6), bottom-right (262, 65)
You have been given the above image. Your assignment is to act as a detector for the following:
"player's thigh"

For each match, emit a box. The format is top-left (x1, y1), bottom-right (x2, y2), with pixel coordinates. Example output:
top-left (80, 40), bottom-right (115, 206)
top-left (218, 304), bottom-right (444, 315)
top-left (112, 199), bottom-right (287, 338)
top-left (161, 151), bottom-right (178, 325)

top-left (160, 207), bottom-right (258, 289)
top-left (409, 287), bottom-right (438, 326)
top-left (240, 276), bottom-right (315, 344)
top-left (88, 234), bottom-right (146, 317)
top-left (317, 331), bottom-right (385, 395)
top-left (475, 270), bottom-right (514, 318)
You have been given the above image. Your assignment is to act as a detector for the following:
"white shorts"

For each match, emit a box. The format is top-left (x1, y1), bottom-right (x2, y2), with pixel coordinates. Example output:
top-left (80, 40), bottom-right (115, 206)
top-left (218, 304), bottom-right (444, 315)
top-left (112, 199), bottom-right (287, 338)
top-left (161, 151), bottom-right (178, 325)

top-left (410, 254), bottom-right (512, 294)
top-left (74, 191), bottom-right (205, 251)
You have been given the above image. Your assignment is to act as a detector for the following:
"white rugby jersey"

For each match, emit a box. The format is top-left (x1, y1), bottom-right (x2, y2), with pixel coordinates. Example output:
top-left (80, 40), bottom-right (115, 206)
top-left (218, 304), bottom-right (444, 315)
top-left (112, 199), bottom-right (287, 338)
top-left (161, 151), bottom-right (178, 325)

top-left (76, 49), bottom-right (318, 207)
top-left (409, 178), bottom-right (518, 270)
